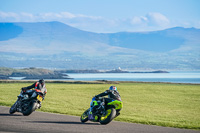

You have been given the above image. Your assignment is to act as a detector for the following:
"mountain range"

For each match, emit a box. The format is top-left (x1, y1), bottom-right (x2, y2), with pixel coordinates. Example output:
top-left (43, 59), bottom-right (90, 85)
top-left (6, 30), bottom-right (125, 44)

top-left (0, 21), bottom-right (200, 70)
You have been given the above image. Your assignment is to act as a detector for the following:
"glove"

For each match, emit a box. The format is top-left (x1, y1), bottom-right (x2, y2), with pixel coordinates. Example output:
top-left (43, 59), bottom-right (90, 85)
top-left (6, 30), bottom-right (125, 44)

top-left (21, 87), bottom-right (26, 91)
top-left (94, 96), bottom-right (99, 100)
top-left (95, 96), bottom-right (103, 101)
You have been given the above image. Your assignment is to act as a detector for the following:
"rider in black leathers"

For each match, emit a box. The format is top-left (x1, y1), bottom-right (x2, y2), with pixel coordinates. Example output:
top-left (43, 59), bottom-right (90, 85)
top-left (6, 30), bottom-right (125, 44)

top-left (95, 86), bottom-right (121, 116)
top-left (22, 79), bottom-right (47, 99)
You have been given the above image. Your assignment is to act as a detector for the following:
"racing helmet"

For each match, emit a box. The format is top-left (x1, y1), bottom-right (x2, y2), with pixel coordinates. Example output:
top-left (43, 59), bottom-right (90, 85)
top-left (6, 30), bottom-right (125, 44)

top-left (109, 86), bottom-right (117, 91)
top-left (39, 79), bottom-right (45, 84)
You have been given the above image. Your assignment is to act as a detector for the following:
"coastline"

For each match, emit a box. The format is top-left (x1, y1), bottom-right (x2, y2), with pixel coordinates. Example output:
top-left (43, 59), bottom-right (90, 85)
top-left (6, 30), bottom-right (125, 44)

top-left (1, 67), bottom-right (199, 84)
top-left (0, 79), bottom-right (199, 85)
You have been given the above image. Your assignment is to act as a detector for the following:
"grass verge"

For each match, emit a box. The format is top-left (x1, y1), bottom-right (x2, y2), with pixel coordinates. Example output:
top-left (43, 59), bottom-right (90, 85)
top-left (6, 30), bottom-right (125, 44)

top-left (0, 82), bottom-right (199, 130)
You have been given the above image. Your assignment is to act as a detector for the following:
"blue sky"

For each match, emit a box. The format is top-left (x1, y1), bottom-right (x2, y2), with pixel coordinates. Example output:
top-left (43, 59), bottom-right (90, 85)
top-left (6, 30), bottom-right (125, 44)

top-left (0, 0), bottom-right (200, 33)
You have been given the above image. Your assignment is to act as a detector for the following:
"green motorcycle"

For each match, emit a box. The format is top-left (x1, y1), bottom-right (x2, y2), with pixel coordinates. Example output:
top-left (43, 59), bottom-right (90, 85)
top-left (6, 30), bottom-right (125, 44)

top-left (80, 97), bottom-right (123, 125)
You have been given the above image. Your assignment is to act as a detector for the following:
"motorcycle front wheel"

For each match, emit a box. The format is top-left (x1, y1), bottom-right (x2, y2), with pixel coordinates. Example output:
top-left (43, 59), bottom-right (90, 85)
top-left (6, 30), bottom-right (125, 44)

top-left (80, 108), bottom-right (89, 123)
top-left (9, 101), bottom-right (17, 114)
top-left (100, 108), bottom-right (116, 125)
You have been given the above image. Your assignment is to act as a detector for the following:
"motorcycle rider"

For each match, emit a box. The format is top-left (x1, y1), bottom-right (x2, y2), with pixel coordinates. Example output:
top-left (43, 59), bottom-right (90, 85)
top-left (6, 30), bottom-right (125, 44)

top-left (22, 79), bottom-right (47, 100)
top-left (95, 86), bottom-right (122, 117)
top-left (10, 79), bottom-right (47, 114)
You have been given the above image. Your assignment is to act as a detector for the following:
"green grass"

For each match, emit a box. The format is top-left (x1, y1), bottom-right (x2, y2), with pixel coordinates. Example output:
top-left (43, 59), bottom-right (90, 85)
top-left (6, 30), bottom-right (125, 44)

top-left (0, 82), bottom-right (200, 130)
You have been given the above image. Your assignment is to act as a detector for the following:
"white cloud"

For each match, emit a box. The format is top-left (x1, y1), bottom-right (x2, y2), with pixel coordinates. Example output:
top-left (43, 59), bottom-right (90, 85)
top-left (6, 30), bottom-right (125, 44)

top-left (131, 16), bottom-right (142, 24)
top-left (0, 11), bottom-right (197, 33)
top-left (146, 12), bottom-right (170, 26)
top-left (119, 12), bottom-right (171, 32)
top-left (60, 12), bottom-right (76, 19)
top-left (0, 12), bottom-right (19, 21)
top-left (129, 13), bottom-right (170, 28)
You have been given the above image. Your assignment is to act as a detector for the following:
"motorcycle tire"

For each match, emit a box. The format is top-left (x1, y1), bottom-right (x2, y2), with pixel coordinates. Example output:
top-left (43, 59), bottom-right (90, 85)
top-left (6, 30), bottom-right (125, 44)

top-left (9, 101), bottom-right (17, 114)
top-left (80, 108), bottom-right (89, 123)
top-left (22, 102), bottom-right (37, 116)
top-left (100, 108), bottom-right (116, 125)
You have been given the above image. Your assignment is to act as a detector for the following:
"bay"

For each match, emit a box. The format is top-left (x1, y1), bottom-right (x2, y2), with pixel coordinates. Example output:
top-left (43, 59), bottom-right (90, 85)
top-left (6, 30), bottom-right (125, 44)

top-left (65, 71), bottom-right (200, 84)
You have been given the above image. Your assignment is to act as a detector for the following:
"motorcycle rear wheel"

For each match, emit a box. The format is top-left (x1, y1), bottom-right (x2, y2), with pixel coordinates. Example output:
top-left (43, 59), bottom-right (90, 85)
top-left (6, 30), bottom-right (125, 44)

top-left (100, 108), bottom-right (116, 125)
top-left (22, 102), bottom-right (37, 116)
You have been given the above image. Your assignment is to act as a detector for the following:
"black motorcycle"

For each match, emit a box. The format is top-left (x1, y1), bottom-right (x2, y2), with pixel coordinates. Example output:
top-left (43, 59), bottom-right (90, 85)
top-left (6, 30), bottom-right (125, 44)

top-left (9, 88), bottom-right (44, 116)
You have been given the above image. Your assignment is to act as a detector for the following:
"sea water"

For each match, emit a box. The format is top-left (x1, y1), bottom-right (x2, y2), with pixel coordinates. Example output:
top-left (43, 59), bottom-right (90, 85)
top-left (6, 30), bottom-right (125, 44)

top-left (66, 71), bottom-right (200, 83)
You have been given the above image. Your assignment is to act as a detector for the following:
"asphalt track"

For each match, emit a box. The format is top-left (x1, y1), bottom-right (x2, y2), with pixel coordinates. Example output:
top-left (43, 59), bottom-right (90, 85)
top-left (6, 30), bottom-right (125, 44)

top-left (0, 106), bottom-right (199, 133)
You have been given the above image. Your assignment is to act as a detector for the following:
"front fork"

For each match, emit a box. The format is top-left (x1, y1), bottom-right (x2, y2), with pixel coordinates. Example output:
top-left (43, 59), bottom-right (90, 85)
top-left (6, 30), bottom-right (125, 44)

top-left (15, 97), bottom-right (22, 112)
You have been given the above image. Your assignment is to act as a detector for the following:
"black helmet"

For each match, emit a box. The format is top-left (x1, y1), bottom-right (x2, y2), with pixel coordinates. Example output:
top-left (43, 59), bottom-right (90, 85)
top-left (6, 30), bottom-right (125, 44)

top-left (39, 79), bottom-right (45, 84)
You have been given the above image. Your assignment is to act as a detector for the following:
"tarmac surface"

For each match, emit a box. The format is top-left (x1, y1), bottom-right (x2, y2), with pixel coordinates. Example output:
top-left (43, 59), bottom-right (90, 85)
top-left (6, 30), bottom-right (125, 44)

top-left (0, 106), bottom-right (199, 133)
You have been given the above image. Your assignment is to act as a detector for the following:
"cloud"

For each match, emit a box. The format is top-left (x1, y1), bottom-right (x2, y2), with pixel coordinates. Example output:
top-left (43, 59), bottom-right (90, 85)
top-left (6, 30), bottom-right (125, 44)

top-left (0, 11), bottom-right (111, 32)
top-left (127, 12), bottom-right (170, 31)
top-left (131, 16), bottom-right (147, 25)
top-left (146, 12), bottom-right (170, 26)
top-left (0, 12), bottom-right (19, 21)
top-left (0, 11), bottom-right (101, 22)
top-left (0, 11), bottom-right (193, 33)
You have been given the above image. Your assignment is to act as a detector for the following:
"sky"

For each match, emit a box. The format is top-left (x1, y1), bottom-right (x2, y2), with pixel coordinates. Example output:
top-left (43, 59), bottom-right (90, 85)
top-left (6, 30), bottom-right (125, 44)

top-left (0, 0), bottom-right (200, 33)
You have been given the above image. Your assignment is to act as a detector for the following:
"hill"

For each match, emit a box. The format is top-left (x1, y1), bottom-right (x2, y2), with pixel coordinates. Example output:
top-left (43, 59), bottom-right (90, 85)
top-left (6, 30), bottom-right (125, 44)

top-left (0, 67), bottom-right (69, 79)
top-left (0, 21), bottom-right (199, 70)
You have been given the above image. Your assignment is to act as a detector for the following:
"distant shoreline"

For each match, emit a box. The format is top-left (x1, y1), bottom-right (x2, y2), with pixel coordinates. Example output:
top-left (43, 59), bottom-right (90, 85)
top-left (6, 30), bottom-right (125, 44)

top-left (58, 69), bottom-right (169, 74)
top-left (0, 67), bottom-right (169, 80)
top-left (0, 79), bottom-right (199, 85)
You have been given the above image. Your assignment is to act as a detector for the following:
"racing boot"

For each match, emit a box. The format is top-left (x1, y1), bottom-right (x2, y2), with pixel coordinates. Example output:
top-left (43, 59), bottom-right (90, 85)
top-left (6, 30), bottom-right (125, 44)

top-left (115, 112), bottom-right (120, 118)
top-left (38, 102), bottom-right (42, 109)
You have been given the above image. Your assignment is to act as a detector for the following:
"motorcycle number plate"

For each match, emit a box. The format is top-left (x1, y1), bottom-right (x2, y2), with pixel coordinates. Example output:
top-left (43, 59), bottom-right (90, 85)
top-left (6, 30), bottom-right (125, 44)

top-left (37, 95), bottom-right (43, 102)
